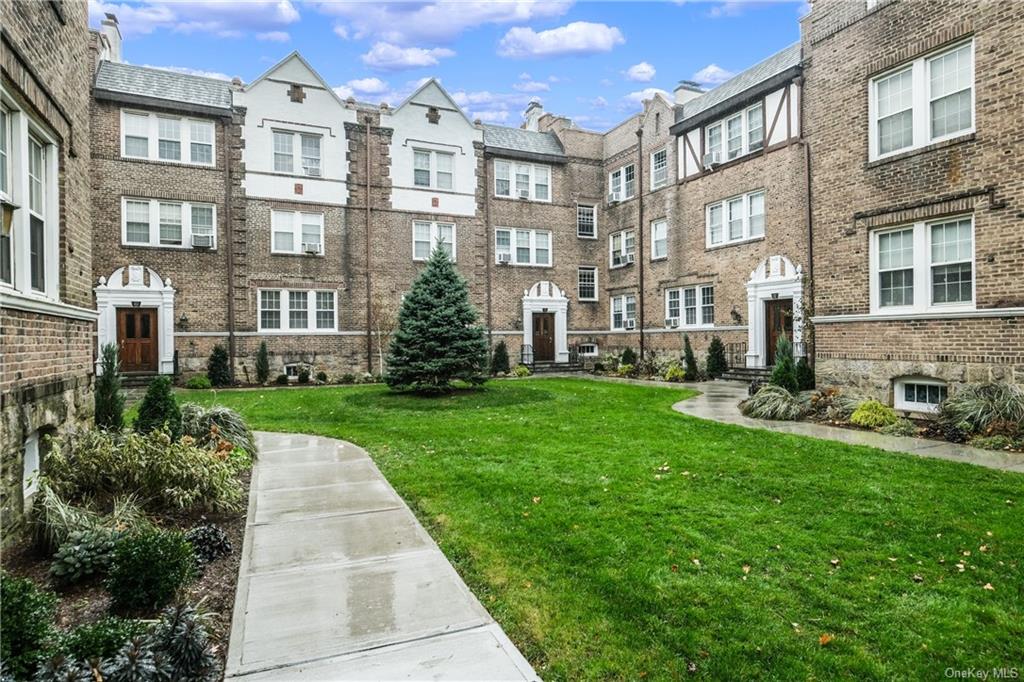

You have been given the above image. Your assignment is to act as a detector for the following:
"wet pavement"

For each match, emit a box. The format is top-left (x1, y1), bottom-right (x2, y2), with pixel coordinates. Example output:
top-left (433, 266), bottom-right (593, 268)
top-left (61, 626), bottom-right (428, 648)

top-left (225, 432), bottom-right (539, 681)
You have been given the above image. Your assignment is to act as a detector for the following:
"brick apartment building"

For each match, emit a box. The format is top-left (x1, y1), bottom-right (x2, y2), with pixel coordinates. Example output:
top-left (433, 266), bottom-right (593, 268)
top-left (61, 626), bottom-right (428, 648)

top-left (1, 0), bottom-right (95, 531)
top-left (804, 0), bottom-right (1024, 409)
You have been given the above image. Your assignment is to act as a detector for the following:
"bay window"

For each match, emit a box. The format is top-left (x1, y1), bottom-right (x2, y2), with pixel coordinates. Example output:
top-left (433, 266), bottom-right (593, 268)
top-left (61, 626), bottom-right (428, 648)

top-left (869, 40), bottom-right (974, 160)
top-left (122, 197), bottom-right (218, 249)
top-left (121, 110), bottom-right (215, 166)
top-left (870, 215), bottom-right (974, 313)
top-left (609, 229), bottom-right (635, 268)
top-left (706, 190), bottom-right (765, 247)
top-left (413, 220), bottom-right (455, 261)
top-left (494, 227), bottom-right (551, 266)
top-left (271, 210), bottom-right (323, 255)
top-left (259, 288), bottom-right (337, 332)
top-left (494, 159), bottom-right (551, 201)
top-left (611, 294), bottom-right (637, 330)
top-left (413, 149), bottom-right (454, 190)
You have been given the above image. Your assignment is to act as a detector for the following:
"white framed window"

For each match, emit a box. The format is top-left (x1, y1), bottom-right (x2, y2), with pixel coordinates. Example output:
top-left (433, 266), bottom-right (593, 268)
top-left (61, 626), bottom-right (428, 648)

top-left (608, 163), bottom-right (636, 202)
top-left (651, 218), bottom-right (668, 260)
top-left (493, 159), bottom-right (551, 201)
top-left (120, 110), bottom-right (215, 166)
top-left (0, 104), bottom-right (9, 286)
top-left (578, 343), bottom-right (599, 357)
top-left (665, 285), bottom-right (714, 328)
top-left (271, 210), bottom-right (324, 255)
top-left (121, 197), bottom-right (218, 249)
top-left (22, 430), bottom-right (41, 498)
top-left (494, 228), bottom-right (551, 266)
top-left (651, 148), bottom-right (669, 190)
top-left (413, 149), bottom-right (454, 190)
top-left (869, 215), bottom-right (974, 314)
top-left (578, 266), bottom-right (598, 301)
top-left (609, 229), bottom-right (636, 268)
top-left (258, 288), bottom-right (337, 332)
top-left (577, 203), bottom-right (596, 238)
top-left (273, 130), bottom-right (322, 176)
top-left (706, 190), bottom-right (765, 247)
top-left (869, 39), bottom-right (974, 161)
top-left (413, 220), bottom-right (455, 261)
top-left (894, 377), bottom-right (948, 413)
top-left (611, 294), bottom-right (637, 330)
top-left (705, 101), bottom-right (764, 163)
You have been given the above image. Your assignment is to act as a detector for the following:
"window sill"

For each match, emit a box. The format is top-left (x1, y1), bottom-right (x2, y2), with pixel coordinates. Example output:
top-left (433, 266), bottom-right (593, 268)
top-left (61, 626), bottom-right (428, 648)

top-left (257, 169), bottom-right (341, 182)
top-left (578, 298), bottom-right (599, 303)
top-left (705, 235), bottom-right (765, 252)
top-left (609, 262), bottom-right (635, 270)
top-left (120, 155), bottom-right (217, 170)
top-left (811, 306), bottom-right (1024, 324)
top-left (271, 251), bottom-right (324, 258)
top-left (492, 195), bottom-right (552, 204)
top-left (651, 256), bottom-right (668, 263)
top-left (255, 330), bottom-right (340, 336)
top-left (496, 263), bottom-right (553, 269)
top-left (123, 243), bottom-right (218, 252)
top-left (1, 289), bottom-right (98, 321)
top-left (866, 132), bottom-right (975, 168)
top-left (576, 234), bottom-right (598, 240)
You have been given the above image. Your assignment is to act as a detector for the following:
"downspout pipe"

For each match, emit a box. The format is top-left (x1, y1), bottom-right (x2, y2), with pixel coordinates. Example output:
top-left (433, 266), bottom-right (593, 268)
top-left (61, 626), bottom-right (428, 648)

top-left (223, 111), bottom-right (237, 381)
top-left (365, 115), bottom-right (373, 375)
top-left (482, 147), bottom-right (493, 349)
top-left (636, 127), bottom-right (645, 359)
top-left (797, 74), bottom-right (814, 368)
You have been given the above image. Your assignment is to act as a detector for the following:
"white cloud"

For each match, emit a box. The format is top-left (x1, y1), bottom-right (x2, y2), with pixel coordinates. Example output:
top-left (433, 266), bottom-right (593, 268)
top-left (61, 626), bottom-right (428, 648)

top-left (600, 78), bottom-right (614, 87)
top-left (312, 1), bottom-right (571, 45)
top-left (692, 63), bottom-right (736, 86)
top-left (89, 0), bottom-right (299, 37)
top-left (336, 77), bottom-right (432, 106)
top-left (141, 64), bottom-right (231, 80)
top-left (625, 61), bottom-right (656, 82)
top-left (256, 31), bottom-right (289, 42)
top-left (623, 87), bottom-right (671, 107)
top-left (513, 80), bottom-right (550, 93)
top-left (361, 42), bottom-right (455, 71)
top-left (332, 25), bottom-right (349, 39)
top-left (590, 96), bottom-right (608, 108)
top-left (498, 21), bottom-right (625, 59)
top-left (473, 110), bottom-right (511, 123)
top-left (449, 89), bottom-right (538, 124)
top-left (518, 72), bottom-right (532, 80)
top-left (347, 77), bottom-right (390, 95)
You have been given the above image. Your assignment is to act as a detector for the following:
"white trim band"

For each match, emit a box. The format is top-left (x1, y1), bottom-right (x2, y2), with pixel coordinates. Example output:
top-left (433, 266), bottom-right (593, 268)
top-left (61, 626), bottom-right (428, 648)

top-left (812, 308), bottom-right (1024, 324)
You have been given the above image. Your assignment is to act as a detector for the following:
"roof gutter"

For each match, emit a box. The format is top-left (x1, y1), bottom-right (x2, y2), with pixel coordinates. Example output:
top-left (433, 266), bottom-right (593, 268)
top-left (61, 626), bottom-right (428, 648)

top-left (93, 88), bottom-right (232, 119)
top-left (482, 148), bottom-right (568, 165)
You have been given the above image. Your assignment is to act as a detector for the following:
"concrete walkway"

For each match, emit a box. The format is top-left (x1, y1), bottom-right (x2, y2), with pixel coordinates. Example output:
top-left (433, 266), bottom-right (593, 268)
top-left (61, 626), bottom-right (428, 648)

top-left (671, 380), bottom-right (1024, 473)
top-left (225, 432), bottom-right (539, 681)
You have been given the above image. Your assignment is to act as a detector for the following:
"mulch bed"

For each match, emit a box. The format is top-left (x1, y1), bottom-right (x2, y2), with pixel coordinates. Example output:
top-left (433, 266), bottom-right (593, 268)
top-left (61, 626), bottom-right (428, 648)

top-left (2, 468), bottom-right (251, 671)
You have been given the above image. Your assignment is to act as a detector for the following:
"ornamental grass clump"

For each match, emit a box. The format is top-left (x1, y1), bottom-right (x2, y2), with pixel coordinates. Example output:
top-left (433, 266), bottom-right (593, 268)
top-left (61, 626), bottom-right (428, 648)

top-left (180, 403), bottom-right (257, 459)
top-left (740, 384), bottom-right (806, 421)
top-left (937, 382), bottom-right (1024, 435)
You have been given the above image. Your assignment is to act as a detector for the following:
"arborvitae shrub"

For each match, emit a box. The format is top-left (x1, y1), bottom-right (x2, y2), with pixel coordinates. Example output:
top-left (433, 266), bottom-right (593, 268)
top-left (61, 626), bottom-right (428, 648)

top-left (95, 343), bottom-right (125, 431)
top-left (134, 376), bottom-right (182, 440)
top-left (706, 336), bottom-right (728, 379)
top-left (620, 347), bottom-right (637, 366)
top-left (769, 337), bottom-right (799, 395)
top-left (682, 335), bottom-right (698, 381)
top-left (206, 345), bottom-right (231, 388)
top-left (796, 356), bottom-right (815, 391)
top-left (254, 342), bottom-right (270, 384)
top-left (490, 341), bottom-right (511, 375)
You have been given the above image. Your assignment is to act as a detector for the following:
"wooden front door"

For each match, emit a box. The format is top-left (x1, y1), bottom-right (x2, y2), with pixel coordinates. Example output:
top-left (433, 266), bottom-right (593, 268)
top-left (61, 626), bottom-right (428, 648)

top-left (532, 312), bottom-right (555, 362)
top-left (764, 299), bottom-right (793, 366)
top-left (117, 307), bottom-right (158, 372)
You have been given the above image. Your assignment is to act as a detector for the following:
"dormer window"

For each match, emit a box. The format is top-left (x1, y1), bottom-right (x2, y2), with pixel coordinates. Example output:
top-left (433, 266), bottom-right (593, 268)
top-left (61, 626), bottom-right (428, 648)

top-left (494, 160), bottom-right (550, 201)
top-left (705, 101), bottom-right (764, 164)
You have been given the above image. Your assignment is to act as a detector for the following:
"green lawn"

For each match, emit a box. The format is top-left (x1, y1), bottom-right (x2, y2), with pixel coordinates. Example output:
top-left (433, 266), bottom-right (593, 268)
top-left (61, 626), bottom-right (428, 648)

top-left (180, 378), bottom-right (1023, 680)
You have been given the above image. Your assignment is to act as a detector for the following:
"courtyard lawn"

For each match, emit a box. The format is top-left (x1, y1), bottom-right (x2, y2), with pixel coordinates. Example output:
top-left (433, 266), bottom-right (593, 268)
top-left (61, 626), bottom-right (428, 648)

top-left (180, 378), bottom-right (1024, 680)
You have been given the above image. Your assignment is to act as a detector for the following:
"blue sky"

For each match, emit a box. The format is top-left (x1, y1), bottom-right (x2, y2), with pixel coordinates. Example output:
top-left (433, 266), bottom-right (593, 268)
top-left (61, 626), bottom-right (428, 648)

top-left (89, 0), bottom-right (806, 130)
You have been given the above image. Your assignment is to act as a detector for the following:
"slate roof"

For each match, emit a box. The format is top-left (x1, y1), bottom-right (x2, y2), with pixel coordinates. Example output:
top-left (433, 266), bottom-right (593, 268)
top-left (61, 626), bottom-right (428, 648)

top-left (483, 124), bottom-right (565, 160)
top-left (94, 61), bottom-right (233, 112)
top-left (679, 43), bottom-right (802, 121)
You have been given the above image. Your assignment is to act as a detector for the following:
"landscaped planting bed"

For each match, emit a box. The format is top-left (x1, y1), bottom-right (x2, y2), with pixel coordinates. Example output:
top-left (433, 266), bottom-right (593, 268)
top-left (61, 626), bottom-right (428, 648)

top-left (180, 378), bottom-right (1024, 680)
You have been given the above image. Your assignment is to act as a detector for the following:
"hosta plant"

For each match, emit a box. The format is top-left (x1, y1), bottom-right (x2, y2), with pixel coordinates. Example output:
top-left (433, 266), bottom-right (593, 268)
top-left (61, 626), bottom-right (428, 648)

top-left (49, 529), bottom-right (121, 585)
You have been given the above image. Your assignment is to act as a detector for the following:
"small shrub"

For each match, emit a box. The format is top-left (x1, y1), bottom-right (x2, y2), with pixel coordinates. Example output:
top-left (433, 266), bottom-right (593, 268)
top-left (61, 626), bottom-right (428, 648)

top-left (938, 382), bottom-right (1024, 435)
top-left (513, 364), bottom-right (531, 378)
top-left (180, 403), bottom-right (256, 459)
top-left (803, 387), bottom-right (859, 422)
top-left (490, 341), bottom-right (511, 376)
top-left (184, 375), bottom-right (212, 390)
top-left (796, 356), bottom-right (815, 391)
top-left (741, 384), bottom-right (806, 421)
top-left (62, 617), bottom-right (148, 662)
top-left (0, 573), bottom-right (58, 679)
top-left (879, 418), bottom-right (918, 437)
top-left (769, 337), bottom-right (799, 394)
top-left (593, 362), bottom-right (605, 373)
top-left (184, 524), bottom-right (232, 568)
top-left (255, 341), bottom-right (270, 385)
top-left (617, 363), bottom-right (635, 378)
top-left (49, 528), bottom-right (121, 585)
top-left (29, 654), bottom-right (93, 682)
top-left (850, 399), bottom-right (899, 429)
top-left (147, 604), bottom-right (221, 681)
top-left (274, 374), bottom-right (289, 385)
top-left (106, 530), bottom-right (197, 612)
top-left (682, 336), bottom-right (698, 381)
top-left (297, 368), bottom-right (311, 384)
top-left (620, 347), bottom-right (637, 367)
top-left (635, 357), bottom-right (658, 378)
top-left (663, 362), bottom-right (686, 383)
top-left (967, 434), bottom-right (1021, 451)
top-left (206, 345), bottom-right (231, 388)
top-left (315, 371), bottom-right (328, 383)
top-left (339, 373), bottom-right (356, 384)
top-left (95, 343), bottom-right (125, 431)
top-left (706, 336), bottom-right (728, 379)
top-left (100, 637), bottom-right (165, 681)
top-left (134, 376), bottom-right (182, 440)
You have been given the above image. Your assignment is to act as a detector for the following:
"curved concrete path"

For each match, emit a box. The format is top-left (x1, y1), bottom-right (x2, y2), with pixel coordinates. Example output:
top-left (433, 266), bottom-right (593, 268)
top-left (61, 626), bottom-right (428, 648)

top-left (225, 432), bottom-right (539, 681)
top-left (672, 380), bottom-right (1024, 472)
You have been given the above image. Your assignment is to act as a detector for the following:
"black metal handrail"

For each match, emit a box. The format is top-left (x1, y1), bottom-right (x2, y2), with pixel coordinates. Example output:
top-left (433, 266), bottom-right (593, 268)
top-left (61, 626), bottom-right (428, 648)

top-left (726, 342), bottom-right (747, 369)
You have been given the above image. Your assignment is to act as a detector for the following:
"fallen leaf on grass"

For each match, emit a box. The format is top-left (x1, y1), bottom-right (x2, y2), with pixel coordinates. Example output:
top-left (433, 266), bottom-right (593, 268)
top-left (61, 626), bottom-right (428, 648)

top-left (912, 574), bottom-right (923, 583)
top-left (979, 545), bottom-right (988, 552)
top-left (532, 496), bottom-right (541, 504)
top-left (742, 564), bottom-right (751, 574)
top-left (983, 583), bottom-right (995, 591)
top-left (671, 564), bottom-right (679, 572)
top-left (692, 558), bottom-right (701, 567)
top-left (819, 633), bottom-right (833, 646)
top-left (830, 558), bottom-right (840, 567)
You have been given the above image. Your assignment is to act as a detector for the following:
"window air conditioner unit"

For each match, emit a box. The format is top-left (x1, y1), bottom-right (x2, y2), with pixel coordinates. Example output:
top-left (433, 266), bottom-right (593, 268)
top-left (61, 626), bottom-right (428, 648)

top-left (191, 234), bottom-right (213, 249)
top-left (702, 151), bottom-right (721, 169)
top-left (304, 167), bottom-right (321, 177)
top-left (517, 189), bottom-right (530, 200)
top-left (497, 252), bottom-right (512, 265)
top-left (625, 252), bottom-right (636, 264)
top-left (665, 318), bottom-right (679, 328)
top-left (624, 319), bottom-right (636, 330)
top-left (302, 242), bottom-right (321, 255)
top-left (607, 191), bottom-right (620, 204)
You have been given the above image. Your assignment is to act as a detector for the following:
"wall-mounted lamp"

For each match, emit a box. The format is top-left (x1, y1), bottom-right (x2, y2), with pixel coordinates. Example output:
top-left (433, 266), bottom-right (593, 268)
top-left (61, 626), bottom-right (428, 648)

top-left (177, 313), bottom-right (189, 330)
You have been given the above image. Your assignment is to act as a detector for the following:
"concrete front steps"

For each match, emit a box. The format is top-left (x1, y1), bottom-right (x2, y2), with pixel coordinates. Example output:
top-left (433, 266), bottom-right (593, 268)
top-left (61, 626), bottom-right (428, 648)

top-left (720, 366), bottom-right (771, 383)
top-left (532, 361), bottom-right (584, 374)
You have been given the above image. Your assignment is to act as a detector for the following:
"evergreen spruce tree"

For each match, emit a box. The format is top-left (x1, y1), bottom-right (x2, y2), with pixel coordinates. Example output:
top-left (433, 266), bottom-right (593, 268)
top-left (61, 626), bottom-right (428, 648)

top-left (206, 345), bottom-right (231, 388)
top-left (490, 341), bottom-right (510, 376)
top-left (620, 347), bottom-right (637, 366)
top-left (386, 245), bottom-right (488, 392)
top-left (796, 356), bottom-right (815, 391)
top-left (682, 335), bottom-right (698, 381)
top-left (254, 342), bottom-right (270, 385)
top-left (770, 337), bottom-right (799, 394)
top-left (134, 376), bottom-right (183, 439)
top-left (706, 335), bottom-right (728, 379)
top-left (95, 343), bottom-right (125, 431)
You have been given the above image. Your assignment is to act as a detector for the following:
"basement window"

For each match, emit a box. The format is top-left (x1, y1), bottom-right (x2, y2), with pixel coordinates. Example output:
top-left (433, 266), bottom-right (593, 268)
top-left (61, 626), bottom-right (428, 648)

top-left (894, 377), bottom-right (948, 413)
